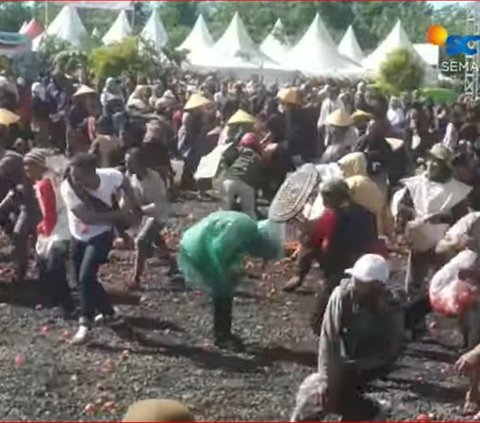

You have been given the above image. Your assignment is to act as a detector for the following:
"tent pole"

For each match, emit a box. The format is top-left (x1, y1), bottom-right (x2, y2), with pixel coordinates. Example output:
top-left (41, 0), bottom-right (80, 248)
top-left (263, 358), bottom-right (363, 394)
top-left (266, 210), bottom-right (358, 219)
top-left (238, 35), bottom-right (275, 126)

top-left (45, 1), bottom-right (49, 26)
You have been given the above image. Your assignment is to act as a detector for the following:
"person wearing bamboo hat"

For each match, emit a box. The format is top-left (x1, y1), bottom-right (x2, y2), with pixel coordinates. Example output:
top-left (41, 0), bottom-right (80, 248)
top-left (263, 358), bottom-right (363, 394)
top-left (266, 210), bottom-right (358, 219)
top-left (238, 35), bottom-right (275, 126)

top-left (278, 87), bottom-right (316, 164)
top-left (351, 110), bottom-right (372, 138)
top-left (123, 399), bottom-right (194, 422)
top-left (178, 93), bottom-right (211, 190)
top-left (219, 109), bottom-right (256, 146)
top-left (320, 108), bottom-right (357, 164)
top-left (392, 142), bottom-right (472, 338)
top-left (0, 108), bottom-right (20, 158)
top-left (66, 85), bottom-right (98, 157)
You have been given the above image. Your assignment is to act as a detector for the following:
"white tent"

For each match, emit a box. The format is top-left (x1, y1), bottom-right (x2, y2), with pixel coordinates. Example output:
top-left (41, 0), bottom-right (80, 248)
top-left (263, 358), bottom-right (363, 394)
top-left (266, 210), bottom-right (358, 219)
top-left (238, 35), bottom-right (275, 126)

top-left (338, 25), bottom-right (364, 63)
top-left (213, 12), bottom-right (275, 66)
top-left (414, 43), bottom-right (439, 67)
top-left (177, 14), bottom-right (214, 54)
top-left (283, 13), bottom-right (364, 77)
top-left (187, 12), bottom-right (295, 82)
top-left (102, 10), bottom-right (132, 46)
top-left (140, 9), bottom-right (168, 53)
top-left (92, 27), bottom-right (100, 38)
top-left (260, 19), bottom-right (291, 63)
top-left (362, 20), bottom-right (428, 73)
top-left (44, 5), bottom-right (87, 47)
top-left (19, 21), bottom-right (28, 34)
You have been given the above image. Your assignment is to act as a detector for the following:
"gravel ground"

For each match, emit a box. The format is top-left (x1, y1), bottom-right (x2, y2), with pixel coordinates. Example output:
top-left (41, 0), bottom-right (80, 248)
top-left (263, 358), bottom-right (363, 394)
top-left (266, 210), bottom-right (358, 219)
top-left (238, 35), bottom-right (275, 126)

top-left (0, 196), bottom-right (473, 421)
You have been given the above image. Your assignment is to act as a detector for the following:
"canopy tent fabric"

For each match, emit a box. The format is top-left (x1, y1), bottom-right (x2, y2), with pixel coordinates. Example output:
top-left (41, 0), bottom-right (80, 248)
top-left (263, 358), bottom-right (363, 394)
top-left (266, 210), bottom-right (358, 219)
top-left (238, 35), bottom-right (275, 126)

top-left (102, 10), bottom-right (132, 46)
top-left (53, 1), bottom-right (133, 10)
top-left (177, 14), bottom-right (214, 54)
top-left (186, 12), bottom-right (294, 82)
top-left (140, 9), bottom-right (169, 53)
top-left (282, 13), bottom-right (364, 77)
top-left (21, 19), bottom-right (44, 40)
top-left (414, 43), bottom-right (440, 67)
top-left (0, 32), bottom-right (32, 58)
top-left (44, 5), bottom-right (87, 47)
top-left (362, 20), bottom-right (428, 74)
top-left (260, 19), bottom-right (291, 63)
top-left (92, 27), bottom-right (100, 38)
top-left (19, 21), bottom-right (28, 34)
top-left (338, 25), bottom-right (364, 63)
top-left (212, 12), bottom-right (277, 67)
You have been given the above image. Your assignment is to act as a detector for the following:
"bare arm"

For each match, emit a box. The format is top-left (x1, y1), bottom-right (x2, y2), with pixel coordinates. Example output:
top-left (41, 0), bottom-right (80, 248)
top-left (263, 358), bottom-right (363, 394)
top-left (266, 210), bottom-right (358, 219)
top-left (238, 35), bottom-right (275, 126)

top-left (70, 203), bottom-right (125, 226)
top-left (120, 176), bottom-right (142, 214)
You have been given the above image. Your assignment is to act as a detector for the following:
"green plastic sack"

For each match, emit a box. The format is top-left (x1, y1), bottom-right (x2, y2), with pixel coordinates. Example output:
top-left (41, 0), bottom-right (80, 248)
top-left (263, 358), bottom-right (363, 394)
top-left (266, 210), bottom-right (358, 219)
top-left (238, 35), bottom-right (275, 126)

top-left (177, 211), bottom-right (283, 297)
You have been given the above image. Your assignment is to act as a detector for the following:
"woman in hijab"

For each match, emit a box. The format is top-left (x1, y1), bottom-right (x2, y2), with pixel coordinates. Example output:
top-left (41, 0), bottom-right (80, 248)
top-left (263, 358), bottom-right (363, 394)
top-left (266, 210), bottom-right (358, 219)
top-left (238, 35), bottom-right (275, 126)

top-left (100, 77), bottom-right (124, 112)
top-left (387, 96), bottom-right (406, 135)
top-left (127, 85), bottom-right (153, 113)
top-left (31, 81), bottom-right (52, 147)
top-left (123, 399), bottom-right (194, 422)
top-left (338, 152), bottom-right (392, 236)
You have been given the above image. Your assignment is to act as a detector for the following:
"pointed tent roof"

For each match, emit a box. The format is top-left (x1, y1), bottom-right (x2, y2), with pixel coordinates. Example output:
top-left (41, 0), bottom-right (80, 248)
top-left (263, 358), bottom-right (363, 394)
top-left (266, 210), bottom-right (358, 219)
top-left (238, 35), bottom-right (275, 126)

top-left (102, 10), bottom-right (132, 45)
top-left (19, 21), bottom-right (28, 34)
top-left (177, 14), bottom-right (213, 53)
top-left (46, 5), bottom-right (87, 47)
top-left (414, 43), bottom-right (439, 67)
top-left (363, 20), bottom-right (427, 72)
top-left (140, 9), bottom-right (168, 53)
top-left (92, 27), bottom-right (100, 38)
top-left (260, 19), bottom-right (291, 63)
top-left (22, 19), bottom-right (44, 40)
top-left (283, 13), bottom-right (363, 76)
top-left (338, 25), bottom-right (364, 63)
top-left (213, 12), bottom-right (272, 63)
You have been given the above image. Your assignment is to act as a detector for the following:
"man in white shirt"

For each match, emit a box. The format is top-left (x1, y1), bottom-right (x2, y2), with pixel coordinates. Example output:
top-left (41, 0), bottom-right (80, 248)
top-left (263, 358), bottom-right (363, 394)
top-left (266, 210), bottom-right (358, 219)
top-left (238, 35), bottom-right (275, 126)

top-left (124, 148), bottom-right (172, 289)
top-left (61, 153), bottom-right (141, 345)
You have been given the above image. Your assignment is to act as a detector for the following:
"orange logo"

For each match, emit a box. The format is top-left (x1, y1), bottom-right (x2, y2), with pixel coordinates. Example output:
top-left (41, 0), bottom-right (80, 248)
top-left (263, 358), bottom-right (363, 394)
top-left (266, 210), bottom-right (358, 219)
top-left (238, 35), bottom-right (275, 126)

top-left (426, 24), bottom-right (449, 46)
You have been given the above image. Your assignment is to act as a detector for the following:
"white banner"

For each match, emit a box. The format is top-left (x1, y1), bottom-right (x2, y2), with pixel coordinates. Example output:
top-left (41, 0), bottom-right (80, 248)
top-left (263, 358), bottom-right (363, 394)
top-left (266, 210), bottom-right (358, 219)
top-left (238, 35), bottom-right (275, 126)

top-left (52, 1), bottom-right (134, 10)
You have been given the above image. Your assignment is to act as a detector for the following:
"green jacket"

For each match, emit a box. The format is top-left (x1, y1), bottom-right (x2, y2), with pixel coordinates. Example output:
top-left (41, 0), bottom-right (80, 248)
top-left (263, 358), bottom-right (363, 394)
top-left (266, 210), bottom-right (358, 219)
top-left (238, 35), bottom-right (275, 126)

top-left (223, 147), bottom-right (264, 189)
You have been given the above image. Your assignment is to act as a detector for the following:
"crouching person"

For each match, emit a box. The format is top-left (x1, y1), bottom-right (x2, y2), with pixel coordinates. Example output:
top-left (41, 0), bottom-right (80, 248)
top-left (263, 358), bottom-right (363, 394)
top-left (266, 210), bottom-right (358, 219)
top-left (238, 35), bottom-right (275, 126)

top-left (291, 254), bottom-right (404, 422)
top-left (124, 148), bottom-right (173, 289)
top-left (24, 149), bottom-right (75, 316)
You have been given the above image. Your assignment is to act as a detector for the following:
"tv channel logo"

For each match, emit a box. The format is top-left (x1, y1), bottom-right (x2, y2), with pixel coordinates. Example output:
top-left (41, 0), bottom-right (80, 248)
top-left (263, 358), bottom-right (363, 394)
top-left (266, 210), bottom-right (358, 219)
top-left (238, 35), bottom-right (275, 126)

top-left (427, 24), bottom-right (480, 56)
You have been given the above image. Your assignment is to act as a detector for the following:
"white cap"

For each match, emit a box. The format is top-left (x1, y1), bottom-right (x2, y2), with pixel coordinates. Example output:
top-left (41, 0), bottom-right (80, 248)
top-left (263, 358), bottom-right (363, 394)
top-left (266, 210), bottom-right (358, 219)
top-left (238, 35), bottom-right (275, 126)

top-left (345, 254), bottom-right (389, 284)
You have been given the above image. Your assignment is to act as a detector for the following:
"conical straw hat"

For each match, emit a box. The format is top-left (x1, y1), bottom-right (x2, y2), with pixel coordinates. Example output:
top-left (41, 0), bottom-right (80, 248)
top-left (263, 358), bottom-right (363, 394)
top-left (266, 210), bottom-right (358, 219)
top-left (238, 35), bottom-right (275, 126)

top-left (277, 87), bottom-right (299, 105)
top-left (0, 108), bottom-right (20, 126)
top-left (227, 109), bottom-right (255, 125)
top-left (184, 93), bottom-right (211, 110)
top-left (73, 85), bottom-right (96, 97)
top-left (326, 108), bottom-right (353, 127)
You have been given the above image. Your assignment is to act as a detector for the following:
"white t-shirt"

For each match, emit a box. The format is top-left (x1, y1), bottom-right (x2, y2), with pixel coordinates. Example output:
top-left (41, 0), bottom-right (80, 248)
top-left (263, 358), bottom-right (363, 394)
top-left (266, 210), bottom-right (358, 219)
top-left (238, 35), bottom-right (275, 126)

top-left (60, 168), bottom-right (124, 241)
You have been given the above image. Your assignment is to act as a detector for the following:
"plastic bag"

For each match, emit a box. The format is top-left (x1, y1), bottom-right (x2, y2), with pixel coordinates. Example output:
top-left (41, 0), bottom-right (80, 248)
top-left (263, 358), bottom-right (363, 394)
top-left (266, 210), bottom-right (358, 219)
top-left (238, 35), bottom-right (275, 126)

top-left (429, 249), bottom-right (479, 317)
top-left (430, 278), bottom-right (477, 317)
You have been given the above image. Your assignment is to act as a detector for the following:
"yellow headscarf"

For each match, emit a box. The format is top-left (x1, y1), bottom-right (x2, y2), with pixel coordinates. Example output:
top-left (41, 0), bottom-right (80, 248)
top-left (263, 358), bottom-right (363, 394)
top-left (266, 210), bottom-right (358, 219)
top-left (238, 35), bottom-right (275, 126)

top-left (338, 152), bottom-right (392, 235)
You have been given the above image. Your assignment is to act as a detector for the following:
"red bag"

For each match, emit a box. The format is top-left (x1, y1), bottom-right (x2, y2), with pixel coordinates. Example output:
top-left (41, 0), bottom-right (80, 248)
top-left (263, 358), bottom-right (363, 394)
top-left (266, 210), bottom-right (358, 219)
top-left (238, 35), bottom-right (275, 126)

top-left (430, 278), bottom-right (477, 317)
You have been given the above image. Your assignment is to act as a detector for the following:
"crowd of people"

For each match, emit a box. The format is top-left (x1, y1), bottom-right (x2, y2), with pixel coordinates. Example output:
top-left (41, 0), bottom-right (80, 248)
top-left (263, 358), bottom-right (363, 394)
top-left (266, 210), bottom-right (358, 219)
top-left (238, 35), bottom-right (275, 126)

top-left (2, 67), bottom-right (480, 420)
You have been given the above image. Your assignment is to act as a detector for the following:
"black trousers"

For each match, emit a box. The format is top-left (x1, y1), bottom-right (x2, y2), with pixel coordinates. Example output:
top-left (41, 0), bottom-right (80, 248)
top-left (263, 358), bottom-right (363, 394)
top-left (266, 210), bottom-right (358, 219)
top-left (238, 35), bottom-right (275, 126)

top-left (38, 240), bottom-right (74, 312)
top-left (72, 231), bottom-right (114, 324)
top-left (213, 296), bottom-right (233, 339)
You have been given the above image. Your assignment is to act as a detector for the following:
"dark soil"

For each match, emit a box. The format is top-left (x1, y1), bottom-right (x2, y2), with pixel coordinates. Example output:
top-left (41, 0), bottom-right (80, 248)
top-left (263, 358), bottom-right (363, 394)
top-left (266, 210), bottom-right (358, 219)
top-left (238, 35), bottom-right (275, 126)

top-left (0, 196), bottom-right (472, 421)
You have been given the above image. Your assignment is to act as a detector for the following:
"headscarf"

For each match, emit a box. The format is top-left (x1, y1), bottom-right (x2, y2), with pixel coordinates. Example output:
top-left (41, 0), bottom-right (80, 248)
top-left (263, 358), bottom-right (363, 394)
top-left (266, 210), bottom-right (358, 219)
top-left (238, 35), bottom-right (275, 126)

top-left (127, 85), bottom-right (151, 110)
top-left (338, 152), bottom-right (390, 235)
top-left (24, 148), bottom-right (48, 169)
top-left (31, 82), bottom-right (46, 101)
top-left (122, 399), bottom-right (194, 422)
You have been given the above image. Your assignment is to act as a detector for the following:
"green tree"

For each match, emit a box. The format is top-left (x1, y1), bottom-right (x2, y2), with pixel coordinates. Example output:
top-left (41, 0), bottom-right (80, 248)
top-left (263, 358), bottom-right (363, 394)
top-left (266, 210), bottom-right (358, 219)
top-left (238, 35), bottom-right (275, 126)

top-left (0, 2), bottom-right (31, 32)
top-left (379, 48), bottom-right (425, 94)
